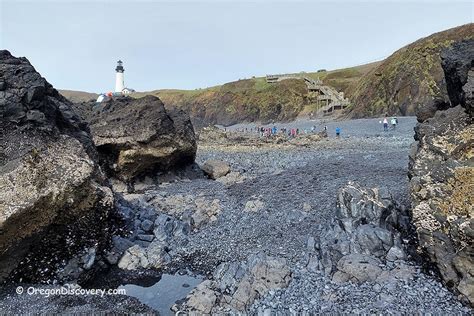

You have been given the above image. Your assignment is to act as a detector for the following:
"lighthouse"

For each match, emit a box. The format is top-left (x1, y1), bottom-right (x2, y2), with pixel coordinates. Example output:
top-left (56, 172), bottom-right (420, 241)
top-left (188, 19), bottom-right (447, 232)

top-left (115, 60), bottom-right (125, 92)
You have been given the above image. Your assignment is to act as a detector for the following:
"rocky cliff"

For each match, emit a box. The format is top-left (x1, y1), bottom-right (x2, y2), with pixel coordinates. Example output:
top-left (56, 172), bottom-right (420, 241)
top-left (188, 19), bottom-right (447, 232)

top-left (348, 24), bottom-right (474, 118)
top-left (408, 39), bottom-right (474, 305)
top-left (153, 78), bottom-right (311, 127)
top-left (0, 50), bottom-right (115, 283)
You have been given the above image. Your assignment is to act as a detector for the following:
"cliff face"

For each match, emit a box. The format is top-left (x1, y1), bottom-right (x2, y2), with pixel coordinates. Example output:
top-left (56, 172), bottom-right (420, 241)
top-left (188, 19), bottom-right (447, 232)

top-left (156, 78), bottom-right (310, 127)
top-left (408, 39), bottom-right (474, 305)
top-left (348, 24), bottom-right (474, 118)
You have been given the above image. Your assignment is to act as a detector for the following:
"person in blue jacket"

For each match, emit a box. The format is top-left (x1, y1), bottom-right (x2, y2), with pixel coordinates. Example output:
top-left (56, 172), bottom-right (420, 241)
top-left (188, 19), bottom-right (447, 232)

top-left (336, 127), bottom-right (341, 137)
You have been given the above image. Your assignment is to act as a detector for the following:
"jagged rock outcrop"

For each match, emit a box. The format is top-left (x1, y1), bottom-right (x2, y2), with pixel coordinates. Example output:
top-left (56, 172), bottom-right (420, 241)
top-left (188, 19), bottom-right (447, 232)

top-left (0, 50), bottom-right (114, 283)
top-left (173, 252), bottom-right (291, 314)
top-left (348, 24), bottom-right (474, 119)
top-left (74, 95), bottom-right (197, 181)
top-left (441, 39), bottom-right (474, 116)
top-left (310, 182), bottom-right (413, 283)
top-left (408, 39), bottom-right (474, 305)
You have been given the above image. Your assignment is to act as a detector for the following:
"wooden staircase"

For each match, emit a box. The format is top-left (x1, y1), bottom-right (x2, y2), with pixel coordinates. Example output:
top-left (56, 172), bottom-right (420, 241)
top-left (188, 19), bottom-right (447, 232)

top-left (266, 73), bottom-right (349, 114)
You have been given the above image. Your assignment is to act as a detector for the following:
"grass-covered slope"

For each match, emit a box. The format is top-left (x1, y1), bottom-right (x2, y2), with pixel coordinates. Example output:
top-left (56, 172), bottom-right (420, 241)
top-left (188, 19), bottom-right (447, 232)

top-left (347, 23), bottom-right (474, 118)
top-left (59, 89), bottom-right (98, 103)
top-left (134, 62), bottom-right (379, 127)
top-left (138, 79), bottom-right (308, 126)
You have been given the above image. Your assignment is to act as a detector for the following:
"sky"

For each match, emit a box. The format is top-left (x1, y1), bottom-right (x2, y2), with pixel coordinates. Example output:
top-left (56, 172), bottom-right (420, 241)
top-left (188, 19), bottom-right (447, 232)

top-left (1, 0), bottom-right (472, 92)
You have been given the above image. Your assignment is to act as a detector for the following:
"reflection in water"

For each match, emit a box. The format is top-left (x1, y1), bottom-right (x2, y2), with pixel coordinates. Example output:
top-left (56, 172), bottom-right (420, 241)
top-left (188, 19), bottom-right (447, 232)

top-left (119, 273), bottom-right (203, 315)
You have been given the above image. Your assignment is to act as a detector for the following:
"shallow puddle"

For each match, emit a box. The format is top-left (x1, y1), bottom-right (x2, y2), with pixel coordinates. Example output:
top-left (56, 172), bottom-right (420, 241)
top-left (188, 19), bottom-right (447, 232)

top-left (119, 273), bottom-right (203, 315)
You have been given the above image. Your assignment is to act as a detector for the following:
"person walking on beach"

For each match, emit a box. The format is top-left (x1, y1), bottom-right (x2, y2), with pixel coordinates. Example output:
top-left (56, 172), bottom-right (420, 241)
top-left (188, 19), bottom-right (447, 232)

top-left (383, 117), bottom-right (389, 132)
top-left (390, 117), bottom-right (397, 129)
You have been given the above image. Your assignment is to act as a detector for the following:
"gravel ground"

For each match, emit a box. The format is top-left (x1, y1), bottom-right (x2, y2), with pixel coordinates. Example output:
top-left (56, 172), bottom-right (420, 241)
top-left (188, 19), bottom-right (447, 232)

top-left (183, 142), bottom-right (412, 266)
top-left (251, 268), bottom-right (469, 314)
top-left (225, 116), bottom-right (415, 138)
top-left (164, 116), bottom-right (469, 313)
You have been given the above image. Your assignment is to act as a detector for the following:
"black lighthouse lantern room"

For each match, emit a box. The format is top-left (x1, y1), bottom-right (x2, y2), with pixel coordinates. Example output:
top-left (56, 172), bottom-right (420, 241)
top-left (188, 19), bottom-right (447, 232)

top-left (115, 60), bottom-right (124, 72)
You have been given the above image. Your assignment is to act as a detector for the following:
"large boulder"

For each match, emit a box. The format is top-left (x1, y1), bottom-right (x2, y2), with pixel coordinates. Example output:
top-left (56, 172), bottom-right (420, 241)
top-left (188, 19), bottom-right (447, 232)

top-left (201, 159), bottom-right (231, 179)
top-left (408, 39), bottom-right (474, 304)
top-left (0, 50), bottom-right (115, 283)
top-left (74, 95), bottom-right (197, 181)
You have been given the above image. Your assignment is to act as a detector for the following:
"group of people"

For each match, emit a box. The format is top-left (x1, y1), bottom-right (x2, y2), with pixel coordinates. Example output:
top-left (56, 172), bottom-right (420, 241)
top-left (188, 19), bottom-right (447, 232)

top-left (226, 116), bottom-right (400, 138)
top-left (232, 125), bottom-right (334, 138)
top-left (382, 117), bottom-right (399, 131)
top-left (256, 126), bottom-right (300, 138)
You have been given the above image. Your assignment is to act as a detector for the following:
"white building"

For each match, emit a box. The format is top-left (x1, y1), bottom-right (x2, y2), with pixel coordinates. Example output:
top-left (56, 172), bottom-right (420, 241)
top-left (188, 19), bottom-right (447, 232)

top-left (96, 61), bottom-right (135, 102)
top-left (122, 87), bottom-right (135, 95)
top-left (114, 60), bottom-right (135, 95)
top-left (115, 60), bottom-right (125, 92)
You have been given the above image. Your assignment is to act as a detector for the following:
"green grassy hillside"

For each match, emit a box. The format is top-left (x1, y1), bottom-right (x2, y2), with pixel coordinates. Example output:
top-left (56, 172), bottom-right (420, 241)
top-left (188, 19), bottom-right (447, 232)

top-left (347, 23), bottom-right (474, 117)
top-left (133, 62), bottom-right (380, 126)
top-left (59, 89), bottom-right (98, 103)
top-left (135, 79), bottom-right (308, 126)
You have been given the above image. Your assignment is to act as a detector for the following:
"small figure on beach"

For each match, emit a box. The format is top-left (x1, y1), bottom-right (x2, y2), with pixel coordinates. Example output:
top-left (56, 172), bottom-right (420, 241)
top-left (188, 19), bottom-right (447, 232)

top-left (391, 117), bottom-right (397, 129)
top-left (383, 117), bottom-right (389, 131)
top-left (336, 127), bottom-right (341, 137)
top-left (290, 128), bottom-right (296, 137)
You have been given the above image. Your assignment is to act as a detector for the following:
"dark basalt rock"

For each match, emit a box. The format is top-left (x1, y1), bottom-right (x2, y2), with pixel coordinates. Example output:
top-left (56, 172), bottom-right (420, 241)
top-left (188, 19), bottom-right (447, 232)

top-left (311, 182), bottom-right (411, 280)
top-left (409, 39), bottom-right (474, 305)
top-left (0, 50), bottom-right (115, 283)
top-left (441, 39), bottom-right (474, 116)
top-left (73, 95), bottom-right (197, 182)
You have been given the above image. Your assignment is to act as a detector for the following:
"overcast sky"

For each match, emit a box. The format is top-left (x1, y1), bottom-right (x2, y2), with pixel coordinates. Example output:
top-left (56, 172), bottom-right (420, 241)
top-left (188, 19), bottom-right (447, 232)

top-left (1, 1), bottom-right (472, 92)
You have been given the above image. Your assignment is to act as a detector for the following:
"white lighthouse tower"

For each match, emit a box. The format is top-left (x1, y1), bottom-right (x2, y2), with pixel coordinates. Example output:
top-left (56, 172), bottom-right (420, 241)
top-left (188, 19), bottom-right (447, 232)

top-left (115, 60), bottom-right (125, 92)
